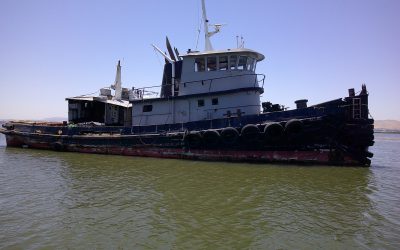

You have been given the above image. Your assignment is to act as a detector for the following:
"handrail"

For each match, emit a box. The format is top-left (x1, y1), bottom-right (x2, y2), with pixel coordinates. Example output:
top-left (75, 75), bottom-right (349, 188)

top-left (131, 73), bottom-right (266, 100)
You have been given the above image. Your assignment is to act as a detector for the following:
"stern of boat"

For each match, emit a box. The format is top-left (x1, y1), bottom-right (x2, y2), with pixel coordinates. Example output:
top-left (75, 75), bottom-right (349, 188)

top-left (337, 84), bottom-right (374, 165)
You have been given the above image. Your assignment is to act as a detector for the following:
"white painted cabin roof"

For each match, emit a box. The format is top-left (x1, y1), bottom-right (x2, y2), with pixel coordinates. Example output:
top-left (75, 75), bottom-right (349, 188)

top-left (66, 96), bottom-right (132, 108)
top-left (181, 48), bottom-right (265, 61)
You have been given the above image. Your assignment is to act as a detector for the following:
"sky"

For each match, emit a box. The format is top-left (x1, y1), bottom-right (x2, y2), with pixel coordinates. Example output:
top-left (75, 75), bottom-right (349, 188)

top-left (0, 0), bottom-right (399, 120)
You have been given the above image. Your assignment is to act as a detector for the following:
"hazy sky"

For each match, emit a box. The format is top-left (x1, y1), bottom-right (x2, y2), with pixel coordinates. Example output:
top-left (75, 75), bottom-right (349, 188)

top-left (0, 0), bottom-right (399, 120)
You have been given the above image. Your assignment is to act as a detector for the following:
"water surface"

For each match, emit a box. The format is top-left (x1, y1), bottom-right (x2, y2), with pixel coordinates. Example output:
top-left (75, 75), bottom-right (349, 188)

top-left (0, 133), bottom-right (399, 249)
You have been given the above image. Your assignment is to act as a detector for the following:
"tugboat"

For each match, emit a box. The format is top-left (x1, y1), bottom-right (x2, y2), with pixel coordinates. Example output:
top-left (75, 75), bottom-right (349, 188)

top-left (0, 0), bottom-right (374, 166)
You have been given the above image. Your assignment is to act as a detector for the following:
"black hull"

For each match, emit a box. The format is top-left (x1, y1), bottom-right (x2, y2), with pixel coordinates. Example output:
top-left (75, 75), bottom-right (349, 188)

top-left (0, 90), bottom-right (374, 166)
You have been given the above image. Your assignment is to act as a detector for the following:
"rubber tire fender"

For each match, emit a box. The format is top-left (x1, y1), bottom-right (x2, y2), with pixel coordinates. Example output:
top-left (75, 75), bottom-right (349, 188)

top-left (221, 127), bottom-right (240, 146)
top-left (202, 130), bottom-right (221, 148)
top-left (53, 142), bottom-right (65, 151)
top-left (4, 124), bottom-right (14, 130)
top-left (184, 132), bottom-right (203, 149)
top-left (241, 124), bottom-right (260, 144)
top-left (285, 119), bottom-right (304, 136)
top-left (264, 122), bottom-right (284, 143)
top-left (285, 119), bottom-right (304, 144)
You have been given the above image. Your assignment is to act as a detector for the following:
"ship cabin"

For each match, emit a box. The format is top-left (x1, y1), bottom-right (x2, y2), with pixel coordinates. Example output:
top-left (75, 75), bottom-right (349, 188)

top-left (66, 88), bottom-right (132, 126)
top-left (129, 48), bottom-right (265, 127)
top-left (66, 60), bottom-right (132, 126)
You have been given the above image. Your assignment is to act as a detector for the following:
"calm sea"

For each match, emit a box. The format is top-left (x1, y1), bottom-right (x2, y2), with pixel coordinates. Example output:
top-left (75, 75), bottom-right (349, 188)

top-left (0, 133), bottom-right (399, 249)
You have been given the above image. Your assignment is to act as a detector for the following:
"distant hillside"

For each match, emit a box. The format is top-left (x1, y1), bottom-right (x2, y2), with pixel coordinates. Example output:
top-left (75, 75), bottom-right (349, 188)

top-left (0, 117), bottom-right (67, 123)
top-left (42, 117), bottom-right (67, 122)
top-left (375, 120), bottom-right (400, 131)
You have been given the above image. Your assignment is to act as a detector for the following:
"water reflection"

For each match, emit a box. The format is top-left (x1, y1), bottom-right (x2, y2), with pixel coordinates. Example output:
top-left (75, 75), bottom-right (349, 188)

top-left (2, 146), bottom-right (390, 249)
top-left (0, 134), bottom-right (5, 147)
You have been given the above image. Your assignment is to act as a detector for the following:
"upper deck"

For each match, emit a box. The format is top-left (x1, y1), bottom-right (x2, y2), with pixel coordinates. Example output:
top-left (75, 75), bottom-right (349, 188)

top-left (129, 48), bottom-right (266, 102)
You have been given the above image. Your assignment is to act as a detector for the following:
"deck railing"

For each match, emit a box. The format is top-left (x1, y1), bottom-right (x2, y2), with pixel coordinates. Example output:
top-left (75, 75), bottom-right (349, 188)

top-left (130, 73), bottom-right (266, 101)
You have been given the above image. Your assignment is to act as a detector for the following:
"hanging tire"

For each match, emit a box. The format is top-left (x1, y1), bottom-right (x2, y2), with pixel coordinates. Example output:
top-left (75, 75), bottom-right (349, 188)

top-left (264, 122), bottom-right (283, 144)
top-left (203, 130), bottom-right (221, 148)
top-left (53, 142), bottom-right (65, 151)
top-left (221, 127), bottom-right (239, 146)
top-left (285, 119), bottom-right (303, 134)
top-left (241, 124), bottom-right (260, 144)
top-left (285, 119), bottom-right (304, 142)
top-left (365, 151), bottom-right (374, 158)
top-left (4, 124), bottom-right (14, 130)
top-left (184, 132), bottom-right (203, 149)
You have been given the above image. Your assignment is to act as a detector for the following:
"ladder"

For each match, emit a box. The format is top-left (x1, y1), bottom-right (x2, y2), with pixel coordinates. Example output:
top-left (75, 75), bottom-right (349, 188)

top-left (352, 98), bottom-right (361, 119)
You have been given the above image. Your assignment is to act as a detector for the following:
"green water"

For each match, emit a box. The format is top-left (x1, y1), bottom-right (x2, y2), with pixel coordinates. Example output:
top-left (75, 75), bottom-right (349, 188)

top-left (0, 133), bottom-right (399, 249)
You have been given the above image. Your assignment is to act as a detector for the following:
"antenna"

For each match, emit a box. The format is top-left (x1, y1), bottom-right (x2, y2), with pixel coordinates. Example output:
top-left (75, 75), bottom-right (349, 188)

top-left (237, 35), bottom-right (245, 48)
top-left (201, 0), bottom-right (224, 51)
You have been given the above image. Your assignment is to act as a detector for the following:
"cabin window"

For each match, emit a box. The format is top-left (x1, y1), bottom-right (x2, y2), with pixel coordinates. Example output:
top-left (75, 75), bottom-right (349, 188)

top-left (219, 56), bottom-right (228, 70)
top-left (198, 99), bottom-right (205, 107)
top-left (230, 55), bottom-right (237, 70)
top-left (207, 56), bottom-right (217, 71)
top-left (212, 98), bottom-right (219, 105)
top-left (143, 105), bottom-right (153, 112)
top-left (238, 56), bottom-right (247, 70)
top-left (194, 57), bottom-right (205, 72)
top-left (247, 57), bottom-right (255, 71)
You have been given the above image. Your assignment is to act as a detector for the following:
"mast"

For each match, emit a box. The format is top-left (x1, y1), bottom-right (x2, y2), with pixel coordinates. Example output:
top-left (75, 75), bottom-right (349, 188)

top-left (114, 60), bottom-right (122, 101)
top-left (201, 0), bottom-right (212, 51)
top-left (201, 0), bottom-right (223, 52)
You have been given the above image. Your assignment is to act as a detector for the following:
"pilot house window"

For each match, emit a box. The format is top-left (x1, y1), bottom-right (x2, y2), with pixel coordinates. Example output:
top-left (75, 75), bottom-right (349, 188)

top-left (219, 56), bottom-right (228, 70)
top-left (238, 56), bottom-right (247, 70)
top-left (194, 58), bottom-right (205, 72)
top-left (230, 55), bottom-right (237, 70)
top-left (247, 57), bottom-right (255, 71)
top-left (207, 57), bottom-right (217, 71)
top-left (195, 55), bottom-right (257, 72)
